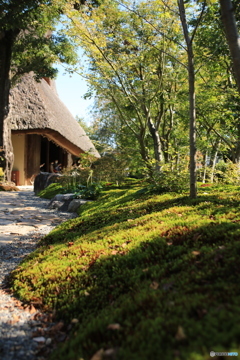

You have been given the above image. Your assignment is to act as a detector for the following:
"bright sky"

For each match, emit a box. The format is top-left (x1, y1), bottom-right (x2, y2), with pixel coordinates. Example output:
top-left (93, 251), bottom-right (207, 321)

top-left (55, 63), bottom-right (94, 124)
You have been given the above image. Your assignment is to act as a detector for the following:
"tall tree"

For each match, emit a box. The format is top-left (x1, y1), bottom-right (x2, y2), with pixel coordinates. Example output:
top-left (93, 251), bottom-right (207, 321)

top-left (177, 0), bottom-right (207, 198)
top-left (194, 2), bottom-right (240, 166)
top-left (0, 0), bottom-right (77, 181)
top-left (219, 0), bottom-right (240, 93)
top-left (65, 0), bottom-right (182, 175)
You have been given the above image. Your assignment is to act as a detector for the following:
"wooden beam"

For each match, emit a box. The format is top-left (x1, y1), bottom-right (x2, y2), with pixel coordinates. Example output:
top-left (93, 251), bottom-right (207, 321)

top-left (12, 129), bottom-right (84, 157)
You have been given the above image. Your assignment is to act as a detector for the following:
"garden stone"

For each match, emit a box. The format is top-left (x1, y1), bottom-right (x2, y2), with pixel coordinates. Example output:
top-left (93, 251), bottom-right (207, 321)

top-left (48, 194), bottom-right (75, 211)
top-left (58, 199), bottom-right (73, 212)
top-left (34, 172), bottom-right (61, 195)
top-left (54, 193), bottom-right (75, 201)
top-left (68, 199), bottom-right (90, 212)
top-left (47, 200), bottom-right (65, 210)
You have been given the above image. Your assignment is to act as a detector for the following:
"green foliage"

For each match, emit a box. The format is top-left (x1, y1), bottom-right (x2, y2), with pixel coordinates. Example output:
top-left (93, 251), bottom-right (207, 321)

top-left (93, 151), bottom-right (130, 185)
top-left (9, 184), bottom-right (240, 360)
top-left (197, 160), bottom-right (240, 185)
top-left (11, 33), bottom-right (77, 84)
top-left (59, 169), bottom-right (90, 193)
top-left (148, 169), bottom-right (189, 193)
top-left (38, 170), bottom-right (103, 200)
top-left (215, 161), bottom-right (240, 184)
top-left (144, 161), bottom-right (189, 193)
top-left (38, 183), bottom-right (64, 199)
top-left (0, 167), bottom-right (4, 181)
top-left (66, 0), bottom-right (185, 169)
top-left (0, 0), bottom-right (78, 84)
top-left (73, 182), bottom-right (103, 200)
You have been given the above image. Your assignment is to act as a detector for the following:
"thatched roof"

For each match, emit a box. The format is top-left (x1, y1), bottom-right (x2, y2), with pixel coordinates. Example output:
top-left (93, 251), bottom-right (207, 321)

top-left (8, 73), bottom-right (100, 158)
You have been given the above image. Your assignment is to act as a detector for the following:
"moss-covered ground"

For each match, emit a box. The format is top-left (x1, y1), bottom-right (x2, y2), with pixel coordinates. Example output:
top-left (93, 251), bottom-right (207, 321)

top-left (10, 184), bottom-right (240, 360)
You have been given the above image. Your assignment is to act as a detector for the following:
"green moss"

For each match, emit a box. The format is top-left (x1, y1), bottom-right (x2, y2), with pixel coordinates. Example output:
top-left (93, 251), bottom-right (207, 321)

top-left (38, 183), bottom-right (64, 199)
top-left (10, 185), bottom-right (240, 360)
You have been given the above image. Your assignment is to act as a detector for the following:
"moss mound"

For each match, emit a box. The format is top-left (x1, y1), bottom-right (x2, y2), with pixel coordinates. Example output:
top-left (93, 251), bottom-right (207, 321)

top-left (38, 183), bottom-right (64, 199)
top-left (10, 185), bottom-right (240, 360)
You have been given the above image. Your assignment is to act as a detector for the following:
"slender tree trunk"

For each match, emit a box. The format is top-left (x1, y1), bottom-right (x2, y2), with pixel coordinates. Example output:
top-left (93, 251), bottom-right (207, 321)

top-left (209, 139), bottom-right (220, 183)
top-left (178, 0), bottom-right (197, 198)
top-left (162, 147), bottom-right (169, 163)
top-left (138, 133), bottom-right (155, 179)
top-left (210, 149), bottom-right (218, 183)
top-left (0, 30), bottom-right (17, 181)
top-left (202, 150), bottom-right (208, 183)
top-left (147, 117), bottom-right (162, 163)
top-left (219, 0), bottom-right (240, 94)
top-left (233, 121), bottom-right (240, 163)
top-left (188, 56), bottom-right (197, 197)
top-left (176, 150), bottom-right (180, 173)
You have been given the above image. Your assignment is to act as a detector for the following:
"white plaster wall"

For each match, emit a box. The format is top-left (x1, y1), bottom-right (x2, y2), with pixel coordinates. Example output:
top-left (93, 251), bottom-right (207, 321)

top-left (12, 134), bottom-right (25, 185)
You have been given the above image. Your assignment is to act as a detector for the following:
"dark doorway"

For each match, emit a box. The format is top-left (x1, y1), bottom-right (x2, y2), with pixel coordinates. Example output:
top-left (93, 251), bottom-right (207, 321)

top-left (40, 137), bottom-right (68, 172)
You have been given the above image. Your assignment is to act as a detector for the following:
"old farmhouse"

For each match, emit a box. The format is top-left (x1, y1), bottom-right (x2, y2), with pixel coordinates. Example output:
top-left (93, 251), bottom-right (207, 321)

top-left (8, 73), bottom-right (99, 185)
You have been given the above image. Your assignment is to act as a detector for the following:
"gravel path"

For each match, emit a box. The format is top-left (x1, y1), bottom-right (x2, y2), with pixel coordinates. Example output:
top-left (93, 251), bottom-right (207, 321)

top-left (0, 188), bottom-right (76, 360)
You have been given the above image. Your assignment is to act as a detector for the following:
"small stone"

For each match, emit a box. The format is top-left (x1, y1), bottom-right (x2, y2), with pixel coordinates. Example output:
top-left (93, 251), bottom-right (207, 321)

top-left (46, 338), bottom-right (52, 345)
top-left (33, 336), bottom-right (46, 343)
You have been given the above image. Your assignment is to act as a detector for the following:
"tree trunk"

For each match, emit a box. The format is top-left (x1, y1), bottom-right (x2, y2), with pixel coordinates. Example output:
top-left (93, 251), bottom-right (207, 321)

top-left (178, 0), bottom-right (197, 198)
top-left (147, 117), bottom-right (162, 163)
top-left (138, 133), bottom-right (155, 179)
top-left (0, 30), bottom-right (17, 181)
top-left (202, 150), bottom-right (208, 183)
top-left (209, 139), bottom-right (220, 183)
top-left (219, 0), bottom-right (240, 94)
top-left (188, 56), bottom-right (197, 198)
top-left (233, 121), bottom-right (240, 163)
top-left (210, 149), bottom-right (218, 183)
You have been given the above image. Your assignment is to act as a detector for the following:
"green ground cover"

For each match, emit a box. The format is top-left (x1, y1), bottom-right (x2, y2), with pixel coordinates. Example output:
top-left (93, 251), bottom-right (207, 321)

top-left (10, 184), bottom-right (240, 360)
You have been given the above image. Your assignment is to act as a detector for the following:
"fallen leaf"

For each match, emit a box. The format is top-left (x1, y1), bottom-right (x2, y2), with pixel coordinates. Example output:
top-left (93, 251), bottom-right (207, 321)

top-left (14, 300), bottom-right (23, 308)
top-left (7, 314), bottom-right (20, 325)
top-left (107, 323), bottom-right (121, 330)
top-left (71, 318), bottom-right (79, 324)
top-left (90, 349), bottom-right (104, 360)
top-left (142, 268), bottom-right (149, 272)
top-left (150, 281), bottom-right (159, 290)
top-left (29, 304), bottom-right (37, 314)
top-left (192, 251), bottom-right (201, 256)
top-left (175, 326), bottom-right (187, 340)
top-left (104, 348), bottom-right (117, 357)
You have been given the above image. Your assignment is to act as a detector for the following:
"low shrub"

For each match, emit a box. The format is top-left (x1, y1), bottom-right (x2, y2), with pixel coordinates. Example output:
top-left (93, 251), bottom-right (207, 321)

top-left (73, 182), bottom-right (103, 200)
top-left (215, 160), bottom-right (240, 184)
